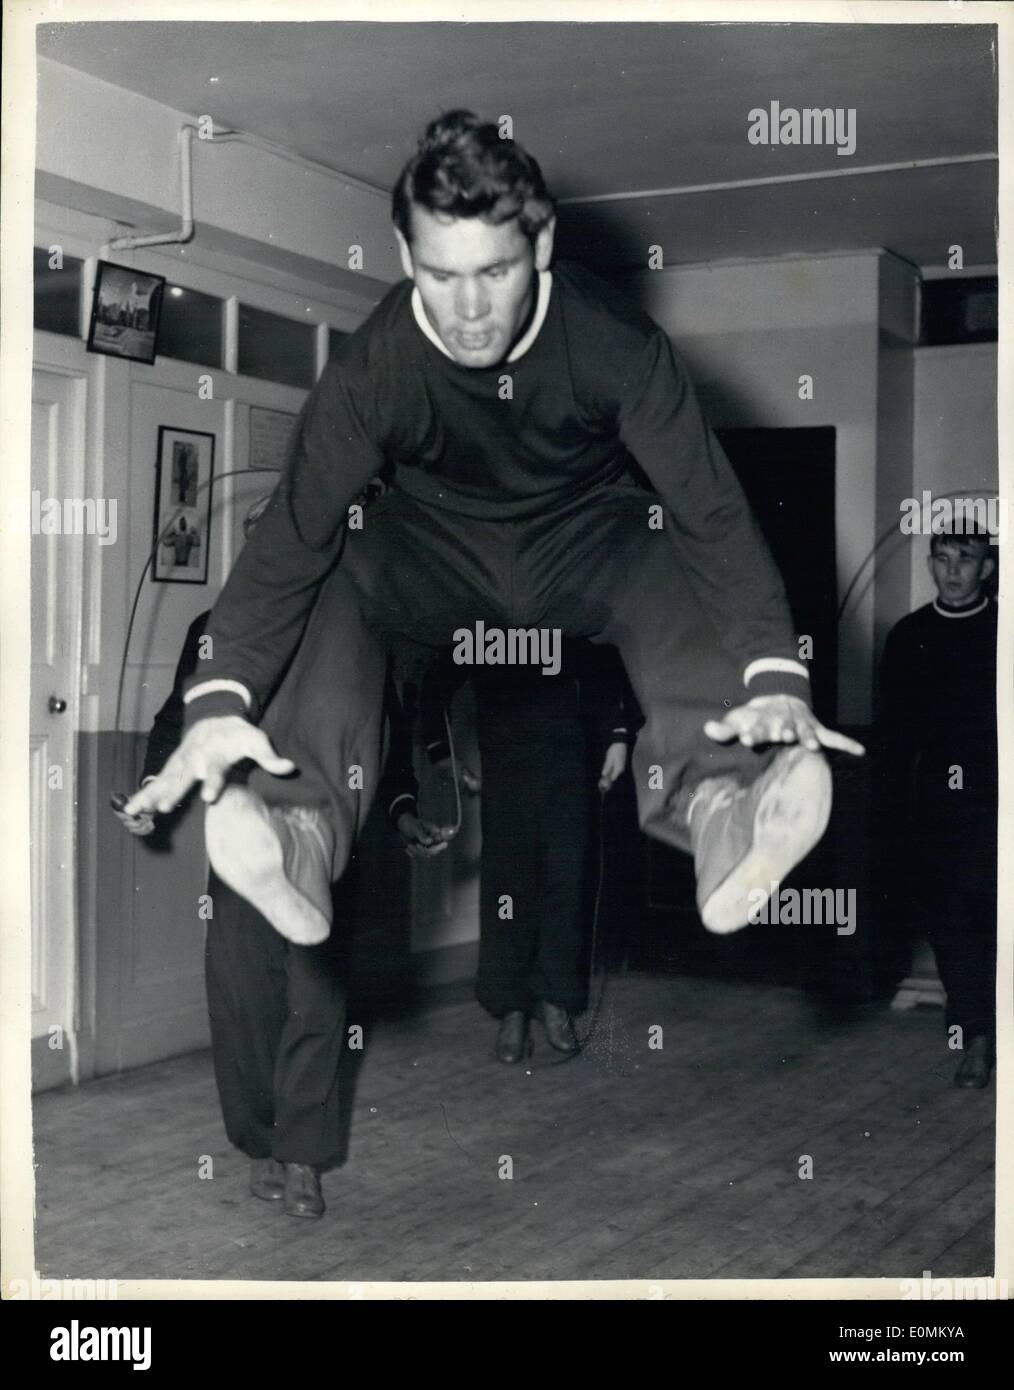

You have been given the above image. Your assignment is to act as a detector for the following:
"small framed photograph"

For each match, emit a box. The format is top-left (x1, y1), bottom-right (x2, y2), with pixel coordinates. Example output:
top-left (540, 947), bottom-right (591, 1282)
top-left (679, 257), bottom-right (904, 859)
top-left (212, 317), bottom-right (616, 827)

top-left (152, 427), bottom-right (215, 584)
top-left (86, 260), bottom-right (166, 364)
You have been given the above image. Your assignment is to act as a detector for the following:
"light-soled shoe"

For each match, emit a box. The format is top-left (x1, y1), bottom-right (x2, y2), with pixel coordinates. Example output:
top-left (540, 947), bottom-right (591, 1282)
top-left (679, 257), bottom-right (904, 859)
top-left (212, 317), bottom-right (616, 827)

top-left (249, 1157), bottom-right (286, 1201)
top-left (206, 786), bottom-right (335, 945)
top-left (689, 745), bottom-right (832, 935)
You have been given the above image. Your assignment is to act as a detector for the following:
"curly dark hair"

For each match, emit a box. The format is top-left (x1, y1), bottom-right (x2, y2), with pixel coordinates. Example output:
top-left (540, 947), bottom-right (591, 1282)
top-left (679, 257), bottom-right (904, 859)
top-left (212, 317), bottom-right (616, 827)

top-left (392, 109), bottom-right (555, 244)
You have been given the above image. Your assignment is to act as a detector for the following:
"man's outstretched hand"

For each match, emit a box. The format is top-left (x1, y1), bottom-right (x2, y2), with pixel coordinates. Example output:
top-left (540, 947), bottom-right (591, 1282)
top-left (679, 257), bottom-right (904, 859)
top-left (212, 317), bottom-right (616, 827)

top-left (704, 694), bottom-right (865, 757)
top-left (123, 715), bottom-right (296, 814)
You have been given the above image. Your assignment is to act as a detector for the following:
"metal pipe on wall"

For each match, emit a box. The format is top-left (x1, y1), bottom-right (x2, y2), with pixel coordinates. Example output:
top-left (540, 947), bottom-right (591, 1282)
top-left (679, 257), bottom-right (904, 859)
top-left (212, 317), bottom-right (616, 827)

top-left (107, 125), bottom-right (195, 252)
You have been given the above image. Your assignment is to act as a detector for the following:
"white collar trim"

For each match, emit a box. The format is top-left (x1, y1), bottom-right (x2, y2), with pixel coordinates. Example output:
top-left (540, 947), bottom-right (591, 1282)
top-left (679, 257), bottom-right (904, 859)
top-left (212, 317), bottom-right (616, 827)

top-left (410, 270), bottom-right (552, 364)
top-left (933, 596), bottom-right (989, 619)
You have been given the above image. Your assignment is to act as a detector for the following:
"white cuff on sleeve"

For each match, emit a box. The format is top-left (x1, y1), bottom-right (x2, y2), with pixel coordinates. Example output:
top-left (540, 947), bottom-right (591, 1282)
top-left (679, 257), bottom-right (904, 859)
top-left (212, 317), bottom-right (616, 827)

top-left (183, 679), bottom-right (253, 709)
top-left (743, 658), bottom-right (811, 687)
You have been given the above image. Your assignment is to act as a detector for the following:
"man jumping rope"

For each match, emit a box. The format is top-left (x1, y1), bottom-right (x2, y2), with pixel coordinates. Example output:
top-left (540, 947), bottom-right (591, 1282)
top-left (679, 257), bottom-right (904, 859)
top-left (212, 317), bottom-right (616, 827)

top-left (127, 110), bottom-right (864, 951)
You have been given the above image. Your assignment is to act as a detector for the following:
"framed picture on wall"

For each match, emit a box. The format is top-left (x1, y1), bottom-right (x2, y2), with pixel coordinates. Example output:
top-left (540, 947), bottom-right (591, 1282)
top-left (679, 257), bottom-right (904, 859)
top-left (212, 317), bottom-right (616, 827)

top-left (86, 260), bottom-right (166, 365)
top-left (152, 426), bottom-right (215, 584)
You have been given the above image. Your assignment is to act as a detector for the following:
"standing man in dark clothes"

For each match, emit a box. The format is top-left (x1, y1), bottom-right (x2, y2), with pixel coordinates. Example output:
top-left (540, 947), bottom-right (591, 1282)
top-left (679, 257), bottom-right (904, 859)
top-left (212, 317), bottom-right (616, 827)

top-left (879, 524), bottom-right (998, 1088)
top-left (381, 644), bottom-right (638, 1062)
top-left (115, 495), bottom-right (339, 1218)
top-left (127, 110), bottom-right (863, 983)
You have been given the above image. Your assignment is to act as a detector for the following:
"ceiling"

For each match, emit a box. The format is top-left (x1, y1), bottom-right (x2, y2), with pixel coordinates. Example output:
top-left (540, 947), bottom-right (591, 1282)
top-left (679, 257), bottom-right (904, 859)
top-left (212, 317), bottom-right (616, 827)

top-left (38, 20), bottom-right (999, 270)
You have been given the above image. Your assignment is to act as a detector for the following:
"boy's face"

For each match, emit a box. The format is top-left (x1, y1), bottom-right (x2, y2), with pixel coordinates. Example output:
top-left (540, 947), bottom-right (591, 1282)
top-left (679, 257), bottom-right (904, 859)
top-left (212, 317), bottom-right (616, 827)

top-left (928, 539), bottom-right (994, 606)
top-left (396, 206), bottom-right (555, 368)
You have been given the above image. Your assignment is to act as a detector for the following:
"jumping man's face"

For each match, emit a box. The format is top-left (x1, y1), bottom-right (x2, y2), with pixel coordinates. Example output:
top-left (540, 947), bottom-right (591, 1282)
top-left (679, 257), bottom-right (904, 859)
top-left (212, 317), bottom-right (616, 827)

top-left (397, 207), bottom-right (554, 368)
top-left (928, 541), bottom-right (994, 607)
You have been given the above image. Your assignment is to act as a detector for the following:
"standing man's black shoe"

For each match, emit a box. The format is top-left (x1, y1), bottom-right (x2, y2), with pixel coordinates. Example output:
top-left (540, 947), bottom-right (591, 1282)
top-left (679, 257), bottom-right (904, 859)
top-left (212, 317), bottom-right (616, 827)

top-left (283, 1163), bottom-right (325, 1218)
top-left (537, 1001), bottom-right (579, 1054)
top-left (495, 1011), bottom-right (531, 1064)
top-left (954, 1035), bottom-right (995, 1089)
top-left (249, 1157), bottom-right (286, 1201)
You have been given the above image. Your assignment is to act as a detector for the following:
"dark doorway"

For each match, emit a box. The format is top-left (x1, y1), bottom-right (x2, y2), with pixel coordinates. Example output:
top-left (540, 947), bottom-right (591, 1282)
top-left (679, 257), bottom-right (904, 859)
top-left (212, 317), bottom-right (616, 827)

top-left (718, 426), bottom-right (838, 721)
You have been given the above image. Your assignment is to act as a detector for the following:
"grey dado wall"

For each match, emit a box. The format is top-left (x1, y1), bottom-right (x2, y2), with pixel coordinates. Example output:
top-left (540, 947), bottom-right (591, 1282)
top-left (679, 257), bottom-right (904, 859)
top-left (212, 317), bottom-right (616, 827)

top-left (79, 733), bottom-right (210, 1082)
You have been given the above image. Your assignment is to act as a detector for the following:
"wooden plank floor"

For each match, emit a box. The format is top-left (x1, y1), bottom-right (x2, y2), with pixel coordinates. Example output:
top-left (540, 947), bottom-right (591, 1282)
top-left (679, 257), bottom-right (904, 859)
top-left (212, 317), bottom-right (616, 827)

top-left (32, 973), bottom-right (995, 1284)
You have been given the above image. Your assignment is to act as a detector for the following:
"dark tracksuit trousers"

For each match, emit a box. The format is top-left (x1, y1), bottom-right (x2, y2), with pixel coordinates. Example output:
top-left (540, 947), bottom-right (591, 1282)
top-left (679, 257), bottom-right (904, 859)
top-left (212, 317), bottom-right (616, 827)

top-left (204, 870), bottom-right (346, 1166)
top-left (145, 614), bottom-right (346, 1169)
top-left (472, 670), bottom-right (593, 1018)
top-left (384, 648), bottom-right (627, 1019)
top-left (917, 797), bottom-right (997, 1046)
top-left (248, 477), bottom-right (778, 893)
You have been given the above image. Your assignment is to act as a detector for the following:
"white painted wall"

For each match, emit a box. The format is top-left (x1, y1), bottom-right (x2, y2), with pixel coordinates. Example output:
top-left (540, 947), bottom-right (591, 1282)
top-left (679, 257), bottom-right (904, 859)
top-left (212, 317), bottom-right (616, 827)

top-left (874, 332), bottom-right (915, 657)
top-left (909, 343), bottom-right (999, 609)
top-left (36, 57), bottom-right (401, 296)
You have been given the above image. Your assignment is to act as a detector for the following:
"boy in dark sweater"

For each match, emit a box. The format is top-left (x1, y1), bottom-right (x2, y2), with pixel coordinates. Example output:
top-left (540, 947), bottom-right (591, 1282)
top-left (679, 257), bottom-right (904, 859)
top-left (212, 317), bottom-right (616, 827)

top-left (127, 111), bottom-right (862, 962)
top-left (879, 525), bottom-right (998, 1087)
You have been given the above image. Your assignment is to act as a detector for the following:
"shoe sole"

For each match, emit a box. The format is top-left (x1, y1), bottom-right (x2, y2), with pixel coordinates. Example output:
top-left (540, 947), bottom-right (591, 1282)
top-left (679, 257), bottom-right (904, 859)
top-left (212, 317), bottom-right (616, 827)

top-left (284, 1202), bottom-right (325, 1219)
top-left (700, 747), bottom-right (832, 935)
top-left (536, 1008), bottom-right (579, 1054)
top-left (206, 787), bottom-right (331, 946)
top-left (250, 1185), bottom-right (285, 1201)
top-left (495, 1021), bottom-right (533, 1064)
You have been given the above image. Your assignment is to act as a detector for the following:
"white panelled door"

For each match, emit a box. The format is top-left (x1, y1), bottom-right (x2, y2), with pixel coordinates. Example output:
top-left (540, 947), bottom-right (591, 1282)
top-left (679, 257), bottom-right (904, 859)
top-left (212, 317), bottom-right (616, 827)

top-left (30, 368), bottom-right (84, 1064)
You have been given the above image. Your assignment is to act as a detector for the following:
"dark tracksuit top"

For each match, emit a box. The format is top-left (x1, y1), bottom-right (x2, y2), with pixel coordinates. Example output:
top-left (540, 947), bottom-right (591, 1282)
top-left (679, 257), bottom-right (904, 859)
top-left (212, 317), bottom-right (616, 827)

top-left (182, 260), bottom-right (810, 729)
top-left (879, 597), bottom-right (998, 814)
